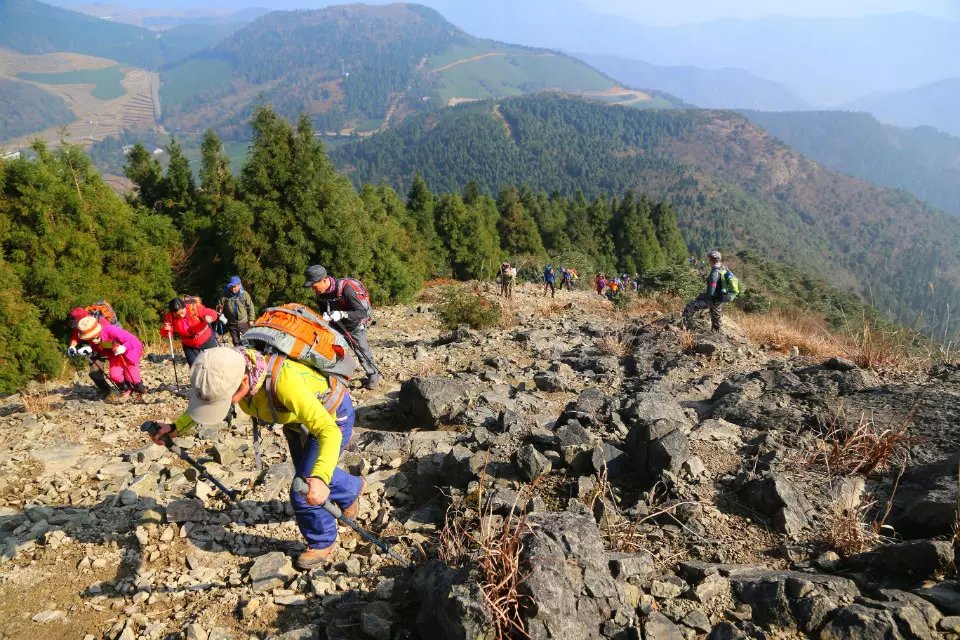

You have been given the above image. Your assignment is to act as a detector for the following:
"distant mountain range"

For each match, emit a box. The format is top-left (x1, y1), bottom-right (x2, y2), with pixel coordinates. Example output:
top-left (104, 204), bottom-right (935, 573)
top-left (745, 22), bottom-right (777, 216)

top-left (740, 110), bottom-right (960, 217)
top-left (158, 3), bottom-right (670, 139)
top-left (580, 54), bottom-right (808, 111)
top-left (333, 94), bottom-right (960, 337)
top-left (843, 78), bottom-right (960, 138)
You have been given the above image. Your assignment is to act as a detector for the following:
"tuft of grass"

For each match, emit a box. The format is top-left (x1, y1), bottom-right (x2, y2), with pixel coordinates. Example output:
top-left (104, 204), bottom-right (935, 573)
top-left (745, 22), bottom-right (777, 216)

top-left (734, 309), bottom-right (849, 357)
top-left (677, 328), bottom-right (696, 354)
top-left (804, 410), bottom-right (913, 477)
top-left (20, 391), bottom-right (55, 414)
top-left (439, 478), bottom-right (533, 639)
top-left (598, 329), bottom-right (632, 357)
top-left (821, 499), bottom-right (887, 557)
top-left (853, 323), bottom-right (908, 371)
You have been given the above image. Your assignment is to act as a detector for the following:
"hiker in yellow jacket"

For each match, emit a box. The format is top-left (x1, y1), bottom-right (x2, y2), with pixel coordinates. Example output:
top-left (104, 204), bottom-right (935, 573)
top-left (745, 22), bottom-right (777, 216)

top-left (147, 347), bottom-right (363, 569)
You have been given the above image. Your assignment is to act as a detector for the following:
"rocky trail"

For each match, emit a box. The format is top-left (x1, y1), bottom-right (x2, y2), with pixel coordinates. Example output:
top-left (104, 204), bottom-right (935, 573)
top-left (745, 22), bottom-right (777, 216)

top-left (2, 283), bottom-right (960, 640)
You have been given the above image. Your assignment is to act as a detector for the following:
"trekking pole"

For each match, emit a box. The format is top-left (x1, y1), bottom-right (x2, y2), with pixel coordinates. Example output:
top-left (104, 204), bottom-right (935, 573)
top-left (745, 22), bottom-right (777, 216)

top-left (333, 320), bottom-right (382, 378)
top-left (141, 421), bottom-right (238, 501)
top-left (168, 334), bottom-right (181, 390)
top-left (291, 477), bottom-right (412, 568)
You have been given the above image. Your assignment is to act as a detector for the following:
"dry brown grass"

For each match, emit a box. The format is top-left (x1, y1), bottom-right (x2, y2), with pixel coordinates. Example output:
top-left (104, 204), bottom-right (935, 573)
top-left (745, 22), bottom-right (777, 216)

top-left (20, 391), bottom-right (55, 414)
top-left (438, 463), bottom-right (533, 638)
top-left (734, 309), bottom-right (849, 357)
top-left (598, 329), bottom-right (633, 357)
top-left (804, 410), bottom-right (913, 477)
top-left (821, 499), bottom-right (886, 557)
top-left (677, 329), bottom-right (696, 353)
top-left (853, 323), bottom-right (909, 371)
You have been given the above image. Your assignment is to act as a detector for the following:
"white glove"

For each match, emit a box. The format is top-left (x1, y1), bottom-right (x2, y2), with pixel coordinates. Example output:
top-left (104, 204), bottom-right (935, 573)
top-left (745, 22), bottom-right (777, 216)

top-left (113, 344), bottom-right (127, 356)
top-left (66, 346), bottom-right (77, 357)
top-left (219, 314), bottom-right (227, 324)
top-left (77, 345), bottom-right (93, 357)
top-left (326, 310), bottom-right (345, 323)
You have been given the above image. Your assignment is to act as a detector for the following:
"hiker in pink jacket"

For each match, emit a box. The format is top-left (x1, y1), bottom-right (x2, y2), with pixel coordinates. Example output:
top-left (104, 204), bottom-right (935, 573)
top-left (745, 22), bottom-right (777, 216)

top-left (76, 316), bottom-right (146, 403)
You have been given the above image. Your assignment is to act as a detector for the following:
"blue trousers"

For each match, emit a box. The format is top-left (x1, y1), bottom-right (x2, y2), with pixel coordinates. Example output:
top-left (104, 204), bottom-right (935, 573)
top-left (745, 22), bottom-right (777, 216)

top-left (285, 397), bottom-right (362, 549)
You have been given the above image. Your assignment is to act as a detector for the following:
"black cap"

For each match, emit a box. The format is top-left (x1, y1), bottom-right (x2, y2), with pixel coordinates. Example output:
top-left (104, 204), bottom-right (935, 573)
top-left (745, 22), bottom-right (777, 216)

top-left (169, 297), bottom-right (185, 312)
top-left (303, 265), bottom-right (328, 288)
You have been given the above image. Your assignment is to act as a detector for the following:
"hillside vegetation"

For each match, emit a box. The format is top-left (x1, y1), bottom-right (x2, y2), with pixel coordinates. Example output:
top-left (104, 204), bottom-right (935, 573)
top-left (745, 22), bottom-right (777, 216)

top-left (0, 0), bottom-right (242, 71)
top-left (333, 94), bottom-right (960, 339)
top-left (159, 3), bottom-right (655, 139)
top-left (740, 110), bottom-right (960, 217)
top-left (0, 77), bottom-right (75, 141)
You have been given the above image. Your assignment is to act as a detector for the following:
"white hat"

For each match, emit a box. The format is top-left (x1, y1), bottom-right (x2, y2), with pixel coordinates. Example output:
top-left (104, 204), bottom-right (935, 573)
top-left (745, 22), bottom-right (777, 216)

top-left (187, 347), bottom-right (246, 425)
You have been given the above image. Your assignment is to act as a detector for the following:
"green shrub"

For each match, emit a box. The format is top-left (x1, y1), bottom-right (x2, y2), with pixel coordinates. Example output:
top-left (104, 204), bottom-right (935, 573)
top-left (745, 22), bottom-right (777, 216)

top-left (635, 264), bottom-right (702, 298)
top-left (434, 286), bottom-right (501, 330)
top-left (735, 289), bottom-right (772, 314)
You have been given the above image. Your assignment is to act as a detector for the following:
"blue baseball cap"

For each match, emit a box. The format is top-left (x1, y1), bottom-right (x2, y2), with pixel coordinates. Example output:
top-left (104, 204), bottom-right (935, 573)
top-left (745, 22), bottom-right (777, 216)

top-left (227, 276), bottom-right (242, 287)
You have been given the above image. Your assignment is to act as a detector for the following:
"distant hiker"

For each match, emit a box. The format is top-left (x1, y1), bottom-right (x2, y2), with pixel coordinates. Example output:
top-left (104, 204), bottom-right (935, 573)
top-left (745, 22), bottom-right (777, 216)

top-left (218, 276), bottom-right (256, 346)
top-left (682, 250), bottom-right (740, 332)
top-left (75, 316), bottom-right (146, 403)
top-left (605, 279), bottom-right (621, 302)
top-left (561, 267), bottom-right (573, 291)
top-left (161, 297), bottom-right (219, 366)
top-left (595, 273), bottom-right (607, 295)
top-left (543, 264), bottom-right (556, 298)
top-left (499, 262), bottom-right (516, 298)
top-left (145, 346), bottom-right (364, 569)
top-left (304, 265), bottom-right (381, 390)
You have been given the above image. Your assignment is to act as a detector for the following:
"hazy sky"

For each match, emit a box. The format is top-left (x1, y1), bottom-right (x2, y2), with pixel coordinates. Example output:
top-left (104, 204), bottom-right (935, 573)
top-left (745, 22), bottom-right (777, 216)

top-left (581, 0), bottom-right (960, 24)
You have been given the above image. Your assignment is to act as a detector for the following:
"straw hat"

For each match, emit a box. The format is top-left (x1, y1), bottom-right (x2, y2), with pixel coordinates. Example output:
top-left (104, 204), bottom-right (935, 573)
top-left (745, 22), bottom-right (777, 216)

top-left (77, 316), bottom-right (102, 341)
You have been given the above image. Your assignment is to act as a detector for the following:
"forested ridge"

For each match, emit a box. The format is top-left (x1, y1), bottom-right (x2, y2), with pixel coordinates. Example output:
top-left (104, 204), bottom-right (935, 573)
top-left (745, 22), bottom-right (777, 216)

top-left (0, 106), bottom-right (688, 393)
top-left (0, 78), bottom-right (76, 142)
top-left (333, 94), bottom-right (960, 339)
top-left (740, 110), bottom-right (960, 217)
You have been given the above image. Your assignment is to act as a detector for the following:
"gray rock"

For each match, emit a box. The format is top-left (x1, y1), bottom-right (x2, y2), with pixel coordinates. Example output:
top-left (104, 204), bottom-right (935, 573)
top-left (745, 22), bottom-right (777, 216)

top-left (916, 582), bottom-right (960, 615)
top-left (248, 551), bottom-right (296, 592)
top-left (590, 442), bottom-right (628, 479)
top-left (681, 610), bottom-right (713, 634)
top-left (887, 454), bottom-right (960, 538)
top-left (414, 561), bottom-right (496, 638)
top-left (361, 602), bottom-right (393, 640)
top-left (273, 627), bottom-right (318, 640)
top-left (534, 371), bottom-right (565, 392)
top-left (31, 610), bottom-right (64, 623)
top-left (819, 604), bottom-right (903, 640)
top-left (651, 575), bottom-right (687, 599)
top-left (556, 420), bottom-right (594, 447)
top-left (557, 388), bottom-right (607, 426)
top-left (165, 499), bottom-right (208, 523)
top-left (645, 429), bottom-right (691, 478)
top-left (515, 445), bottom-right (552, 481)
top-left (739, 473), bottom-right (810, 535)
top-left (608, 551), bottom-right (656, 584)
top-left (844, 540), bottom-right (954, 583)
top-left (623, 392), bottom-right (693, 440)
top-left (398, 377), bottom-right (477, 427)
top-left (521, 511), bottom-right (630, 639)
top-left (644, 612), bottom-right (685, 640)
top-left (707, 622), bottom-right (745, 640)
top-left (728, 569), bottom-right (858, 629)
top-left (824, 357), bottom-right (858, 371)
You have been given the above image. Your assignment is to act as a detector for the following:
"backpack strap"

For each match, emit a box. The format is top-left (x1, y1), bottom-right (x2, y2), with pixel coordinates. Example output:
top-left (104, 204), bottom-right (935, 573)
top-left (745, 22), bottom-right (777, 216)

top-left (265, 353), bottom-right (347, 419)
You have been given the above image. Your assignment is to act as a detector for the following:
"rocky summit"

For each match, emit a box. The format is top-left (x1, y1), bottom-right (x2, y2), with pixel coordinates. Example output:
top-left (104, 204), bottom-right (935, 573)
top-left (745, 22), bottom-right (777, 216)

top-left (1, 283), bottom-right (959, 640)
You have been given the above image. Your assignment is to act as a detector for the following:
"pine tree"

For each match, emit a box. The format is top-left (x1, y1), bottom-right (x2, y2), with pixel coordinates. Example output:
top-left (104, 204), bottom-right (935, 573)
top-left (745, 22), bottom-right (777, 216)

top-left (123, 143), bottom-right (163, 209)
top-left (199, 129), bottom-right (236, 207)
top-left (406, 174), bottom-right (446, 274)
top-left (497, 187), bottom-right (545, 258)
top-left (160, 138), bottom-right (196, 220)
top-left (651, 202), bottom-right (688, 262)
top-left (436, 194), bottom-right (501, 280)
top-left (613, 192), bottom-right (665, 273)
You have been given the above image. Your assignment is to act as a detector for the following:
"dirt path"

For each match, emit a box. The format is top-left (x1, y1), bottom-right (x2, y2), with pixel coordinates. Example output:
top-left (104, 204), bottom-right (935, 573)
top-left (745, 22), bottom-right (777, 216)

top-left (430, 51), bottom-right (554, 74)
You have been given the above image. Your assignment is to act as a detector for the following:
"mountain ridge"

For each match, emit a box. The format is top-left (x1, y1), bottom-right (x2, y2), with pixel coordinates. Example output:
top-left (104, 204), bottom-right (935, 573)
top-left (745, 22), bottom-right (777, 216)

top-left (333, 93), bottom-right (960, 337)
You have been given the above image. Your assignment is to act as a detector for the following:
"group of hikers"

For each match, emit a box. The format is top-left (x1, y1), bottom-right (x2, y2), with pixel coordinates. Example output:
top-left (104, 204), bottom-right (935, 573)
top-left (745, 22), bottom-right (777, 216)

top-left (65, 264), bottom-right (380, 569)
top-left (497, 262), bottom-right (580, 299)
top-left (62, 251), bottom-right (734, 568)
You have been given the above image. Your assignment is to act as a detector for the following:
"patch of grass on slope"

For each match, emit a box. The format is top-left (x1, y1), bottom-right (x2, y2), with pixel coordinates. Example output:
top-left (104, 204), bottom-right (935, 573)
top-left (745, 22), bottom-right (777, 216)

top-left (159, 58), bottom-right (233, 108)
top-left (18, 66), bottom-right (125, 101)
top-left (434, 54), bottom-right (614, 103)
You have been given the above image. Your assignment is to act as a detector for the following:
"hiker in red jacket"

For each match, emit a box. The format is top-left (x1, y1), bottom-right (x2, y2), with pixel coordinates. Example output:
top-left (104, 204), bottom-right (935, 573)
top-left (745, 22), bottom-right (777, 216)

top-left (160, 297), bottom-right (220, 366)
top-left (76, 316), bottom-right (146, 403)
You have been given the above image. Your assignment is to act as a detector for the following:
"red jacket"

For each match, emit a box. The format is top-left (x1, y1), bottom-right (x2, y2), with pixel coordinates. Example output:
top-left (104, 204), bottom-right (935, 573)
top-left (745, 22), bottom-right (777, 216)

top-left (160, 305), bottom-right (217, 348)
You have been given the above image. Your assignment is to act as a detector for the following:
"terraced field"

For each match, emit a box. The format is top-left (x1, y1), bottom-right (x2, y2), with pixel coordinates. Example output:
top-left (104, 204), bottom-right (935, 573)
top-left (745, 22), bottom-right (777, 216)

top-left (0, 49), bottom-right (160, 149)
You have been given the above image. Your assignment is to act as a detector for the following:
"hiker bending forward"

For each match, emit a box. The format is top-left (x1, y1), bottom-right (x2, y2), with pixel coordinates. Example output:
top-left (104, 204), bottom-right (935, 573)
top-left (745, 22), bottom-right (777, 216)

top-left (75, 316), bottom-right (146, 403)
top-left (147, 347), bottom-right (364, 570)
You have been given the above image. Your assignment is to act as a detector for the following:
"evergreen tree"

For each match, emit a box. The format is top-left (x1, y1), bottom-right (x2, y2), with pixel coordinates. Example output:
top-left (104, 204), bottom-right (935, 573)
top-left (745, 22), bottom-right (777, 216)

top-left (497, 187), bottom-right (545, 258)
top-left (199, 129), bottom-right (236, 207)
top-left (651, 202), bottom-right (688, 263)
top-left (359, 184), bottom-right (429, 303)
top-left (123, 142), bottom-right (163, 209)
top-left (159, 138), bottom-right (196, 220)
top-left (613, 192), bottom-right (665, 273)
top-left (435, 193), bottom-right (501, 280)
top-left (406, 174), bottom-right (446, 274)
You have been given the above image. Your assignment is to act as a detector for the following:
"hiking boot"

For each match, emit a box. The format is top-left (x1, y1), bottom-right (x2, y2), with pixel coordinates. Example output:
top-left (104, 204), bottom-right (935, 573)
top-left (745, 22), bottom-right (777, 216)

top-left (343, 478), bottom-right (367, 520)
top-left (296, 545), bottom-right (335, 570)
top-left (364, 374), bottom-right (382, 391)
top-left (105, 390), bottom-right (131, 404)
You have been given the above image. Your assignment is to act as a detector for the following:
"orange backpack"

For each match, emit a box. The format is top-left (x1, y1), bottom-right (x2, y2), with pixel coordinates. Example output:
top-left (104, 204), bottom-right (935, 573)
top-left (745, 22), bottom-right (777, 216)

top-left (242, 304), bottom-right (357, 382)
top-left (86, 300), bottom-right (119, 326)
top-left (182, 295), bottom-right (204, 319)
